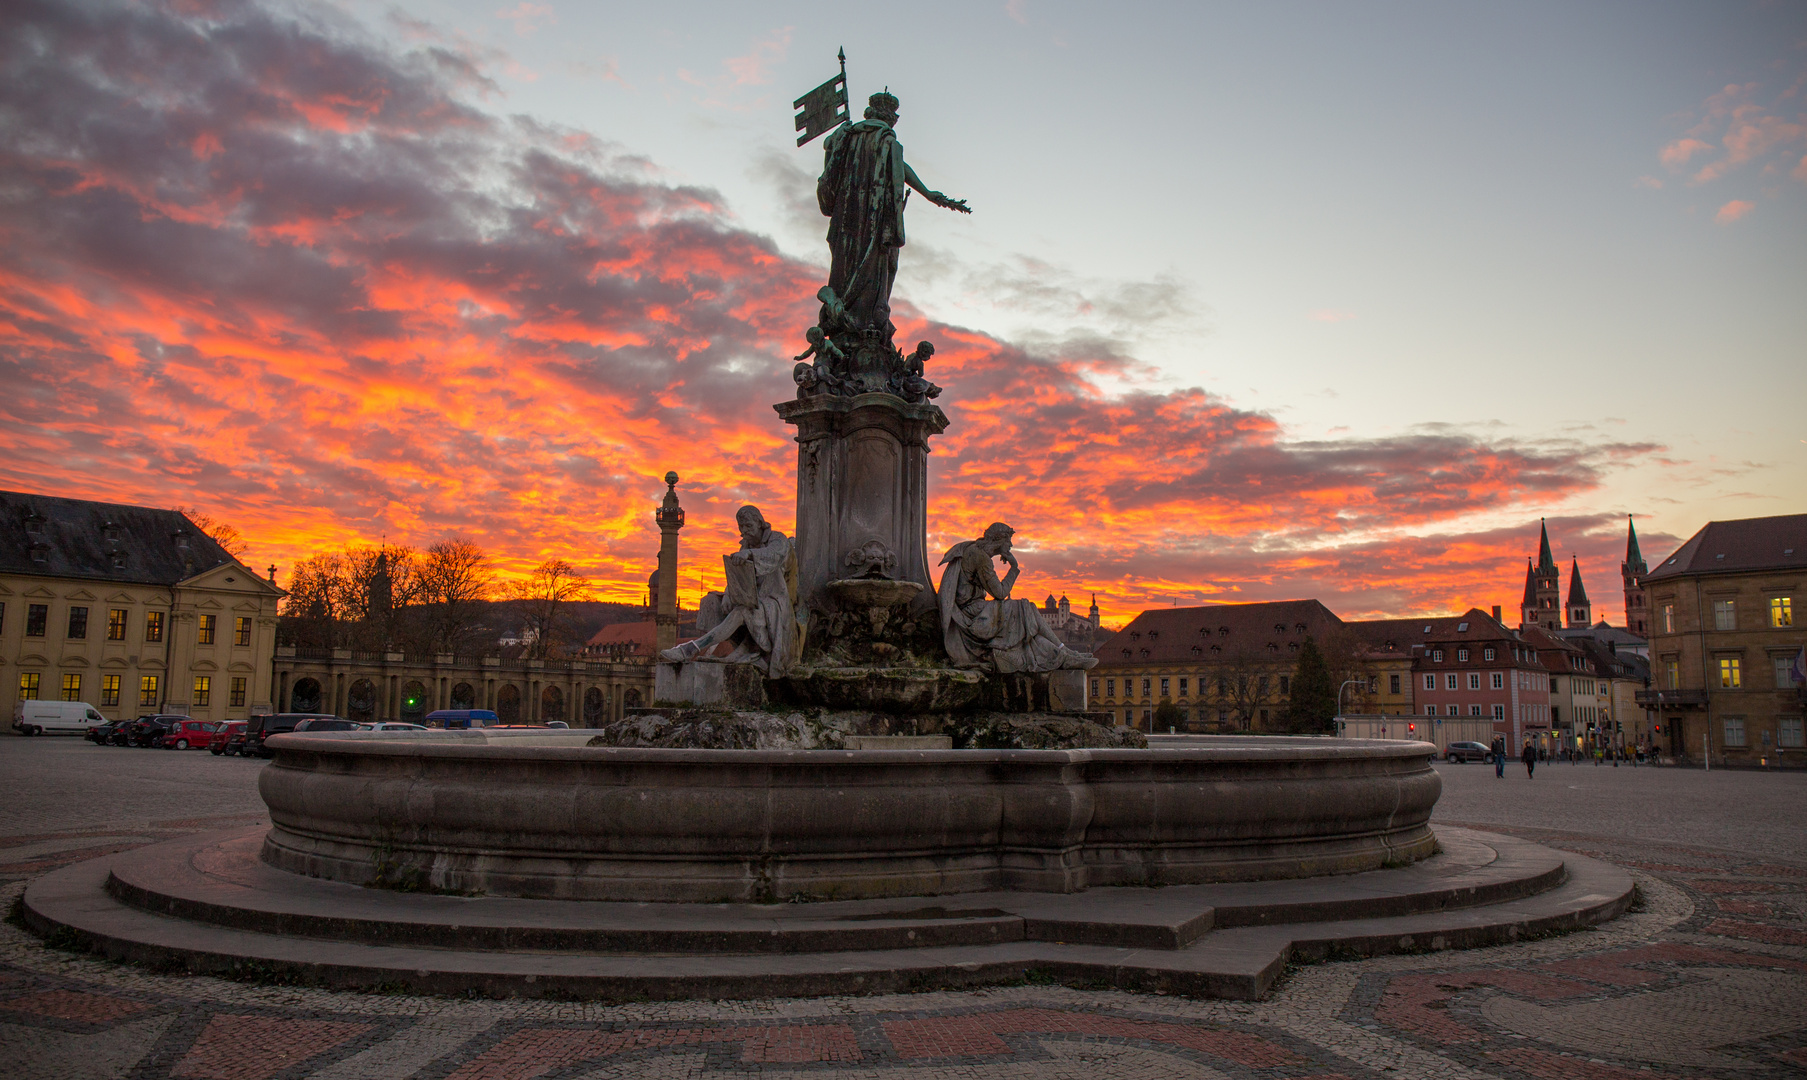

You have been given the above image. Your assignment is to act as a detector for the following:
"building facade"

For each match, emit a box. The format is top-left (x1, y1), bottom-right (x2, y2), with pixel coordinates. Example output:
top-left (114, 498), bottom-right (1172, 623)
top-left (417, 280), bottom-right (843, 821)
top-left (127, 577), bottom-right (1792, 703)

top-left (1395, 610), bottom-right (1553, 750)
top-left (2, 492), bottom-right (284, 724)
top-left (1636, 514), bottom-right (1807, 766)
top-left (1087, 600), bottom-right (1348, 731)
top-left (270, 647), bottom-right (652, 726)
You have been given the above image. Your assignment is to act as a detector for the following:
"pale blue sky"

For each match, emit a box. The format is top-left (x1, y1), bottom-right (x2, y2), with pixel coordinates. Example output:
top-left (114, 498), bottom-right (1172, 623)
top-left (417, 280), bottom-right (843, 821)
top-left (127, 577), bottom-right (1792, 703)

top-left (373, 0), bottom-right (1805, 552)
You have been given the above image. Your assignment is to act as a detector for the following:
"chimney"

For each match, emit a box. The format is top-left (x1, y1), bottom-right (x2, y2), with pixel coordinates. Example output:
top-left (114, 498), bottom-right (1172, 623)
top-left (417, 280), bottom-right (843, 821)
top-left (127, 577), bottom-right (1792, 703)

top-left (1491, 605), bottom-right (1501, 622)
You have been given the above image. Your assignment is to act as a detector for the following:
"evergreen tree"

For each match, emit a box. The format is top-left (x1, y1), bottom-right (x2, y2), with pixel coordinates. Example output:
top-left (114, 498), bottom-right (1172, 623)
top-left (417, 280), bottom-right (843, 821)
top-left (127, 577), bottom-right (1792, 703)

top-left (1285, 636), bottom-right (1339, 733)
top-left (1152, 701), bottom-right (1186, 732)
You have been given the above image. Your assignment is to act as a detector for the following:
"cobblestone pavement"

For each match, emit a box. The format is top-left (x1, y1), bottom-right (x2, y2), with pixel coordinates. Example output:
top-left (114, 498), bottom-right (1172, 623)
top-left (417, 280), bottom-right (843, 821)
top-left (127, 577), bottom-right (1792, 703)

top-left (3, 736), bottom-right (1805, 1079)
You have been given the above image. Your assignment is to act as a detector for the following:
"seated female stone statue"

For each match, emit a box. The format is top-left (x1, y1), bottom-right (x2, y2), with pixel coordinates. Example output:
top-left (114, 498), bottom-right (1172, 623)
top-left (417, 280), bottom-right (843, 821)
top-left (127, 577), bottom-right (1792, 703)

top-left (659, 506), bottom-right (801, 676)
top-left (937, 522), bottom-right (1097, 673)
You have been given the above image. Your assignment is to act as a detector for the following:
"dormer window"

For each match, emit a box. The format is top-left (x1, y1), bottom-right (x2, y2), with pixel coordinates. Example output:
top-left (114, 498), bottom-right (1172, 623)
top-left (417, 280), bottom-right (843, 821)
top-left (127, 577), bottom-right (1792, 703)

top-left (1457, 622), bottom-right (1469, 632)
top-left (24, 514), bottom-right (46, 538)
top-left (1218, 626), bottom-right (1229, 636)
top-left (1432, 649), bottom-right (1444, 662)
top-left (1147, 630), bottom-right (1158, 640)
top-left (1423, 624), bottom-right (1432, 633)
top-left (1274, 624), bottom-right (1285, 633)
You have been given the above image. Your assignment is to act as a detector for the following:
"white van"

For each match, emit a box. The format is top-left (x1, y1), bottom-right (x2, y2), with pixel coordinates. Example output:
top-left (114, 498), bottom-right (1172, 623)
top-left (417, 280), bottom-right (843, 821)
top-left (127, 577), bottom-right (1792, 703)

top-left (13, 700), bottom-right (106, 736)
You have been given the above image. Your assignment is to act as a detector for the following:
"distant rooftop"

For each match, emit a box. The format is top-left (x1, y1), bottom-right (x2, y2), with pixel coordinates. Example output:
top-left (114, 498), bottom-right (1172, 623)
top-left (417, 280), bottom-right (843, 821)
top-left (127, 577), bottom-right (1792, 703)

top-left (1643, 514), bottom-right (1807, 583)
top-left (0, 490), bottom-right (239, 586)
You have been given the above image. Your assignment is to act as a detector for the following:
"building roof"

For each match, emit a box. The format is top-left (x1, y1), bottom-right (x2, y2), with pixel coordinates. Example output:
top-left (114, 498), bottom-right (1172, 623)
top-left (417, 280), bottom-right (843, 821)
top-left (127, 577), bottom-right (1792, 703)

top-left (0, 490), bottom-right (240, 586)
top-left (1537, 519), bottom-right (1558, 574)
top-left (1555, 624), bottom-right (1647, 651)
top-left (586, 621), bottom-right (657, 653)
top-left (1642, 514), bottom-right (1807, 583)
top-left (1348, 609), bottom-right (1521, 651)
top-left (1091, 599), bottom-right (1342, 666)
top-left (1518, 624), bottom-right (1589, 674)
top-left (1566, 558), bottom-right (1590, 608)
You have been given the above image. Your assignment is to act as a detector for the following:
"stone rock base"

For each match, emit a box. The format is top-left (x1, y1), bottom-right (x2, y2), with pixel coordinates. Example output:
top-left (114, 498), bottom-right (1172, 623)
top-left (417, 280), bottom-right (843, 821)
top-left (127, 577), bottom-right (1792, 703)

top-left (596, 708), bottom-right (1142, 750)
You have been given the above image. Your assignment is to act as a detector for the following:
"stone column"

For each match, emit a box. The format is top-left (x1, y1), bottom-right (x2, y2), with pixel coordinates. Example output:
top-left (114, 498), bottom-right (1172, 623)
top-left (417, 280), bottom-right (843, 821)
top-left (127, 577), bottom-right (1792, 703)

top-left (654, 471), bottom-right (686, 654)
top-left (773, 393), bottom-right (949, 619)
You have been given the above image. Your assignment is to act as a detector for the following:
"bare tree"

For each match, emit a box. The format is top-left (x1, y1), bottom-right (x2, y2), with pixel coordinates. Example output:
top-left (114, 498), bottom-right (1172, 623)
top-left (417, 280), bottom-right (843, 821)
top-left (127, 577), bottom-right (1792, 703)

top-left (172, 506), bottom-right (248, 559)
top-left (417, 538), bottom-right (494, 654)
top-left (1208, 647), bottom-right (1281, 731)
top-left (506, 559), bottom-right (592, 659)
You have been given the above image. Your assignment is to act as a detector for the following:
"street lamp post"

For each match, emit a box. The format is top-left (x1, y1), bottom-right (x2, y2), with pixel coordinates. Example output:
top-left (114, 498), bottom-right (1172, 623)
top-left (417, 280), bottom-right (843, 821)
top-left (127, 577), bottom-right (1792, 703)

top-left (1337, 679), bottom-right (1362, 736)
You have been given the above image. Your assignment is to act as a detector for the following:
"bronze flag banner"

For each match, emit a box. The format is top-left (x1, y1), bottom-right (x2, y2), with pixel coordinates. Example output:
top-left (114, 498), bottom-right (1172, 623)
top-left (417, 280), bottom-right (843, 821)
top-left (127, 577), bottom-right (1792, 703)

top-left (793, 48), bottom-right (848, 146)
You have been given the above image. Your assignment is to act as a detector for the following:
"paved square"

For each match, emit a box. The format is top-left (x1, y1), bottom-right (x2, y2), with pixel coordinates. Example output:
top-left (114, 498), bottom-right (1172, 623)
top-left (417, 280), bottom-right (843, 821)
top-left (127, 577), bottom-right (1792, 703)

top-left (3, 735), bottom-right (1804, 1079)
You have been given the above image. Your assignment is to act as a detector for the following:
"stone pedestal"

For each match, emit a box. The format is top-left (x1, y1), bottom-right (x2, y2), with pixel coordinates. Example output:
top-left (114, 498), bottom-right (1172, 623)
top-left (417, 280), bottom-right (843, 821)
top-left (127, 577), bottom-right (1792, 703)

top-left (774, 393), bottom-right (948, 620)
top-left (654, 662), bottom-right (767, 709)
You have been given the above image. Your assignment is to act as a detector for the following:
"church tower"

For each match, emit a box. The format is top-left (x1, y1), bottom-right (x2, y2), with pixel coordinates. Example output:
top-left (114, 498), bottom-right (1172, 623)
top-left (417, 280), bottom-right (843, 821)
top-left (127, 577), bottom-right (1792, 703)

top-left (1621, 515), bottom-right (1648, 636)
top-left (1519, 520), bottom-right (1563, 630)
top-left (1088, 593), bottom-right (1101, 628)
top-left (1565, 557), bottom-right (1591, 628)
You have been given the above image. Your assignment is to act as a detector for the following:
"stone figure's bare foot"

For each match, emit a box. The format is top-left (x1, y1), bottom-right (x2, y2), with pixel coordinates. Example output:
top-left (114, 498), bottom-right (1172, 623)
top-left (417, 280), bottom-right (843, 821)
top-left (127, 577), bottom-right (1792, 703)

top-left (659, 641), bottom-right (702, 663)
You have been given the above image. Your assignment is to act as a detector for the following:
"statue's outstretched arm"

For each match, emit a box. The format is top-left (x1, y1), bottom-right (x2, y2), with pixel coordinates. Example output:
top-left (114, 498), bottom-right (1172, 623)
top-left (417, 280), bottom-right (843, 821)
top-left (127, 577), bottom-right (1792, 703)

top-left (904, 162), bottom-right (971, 214)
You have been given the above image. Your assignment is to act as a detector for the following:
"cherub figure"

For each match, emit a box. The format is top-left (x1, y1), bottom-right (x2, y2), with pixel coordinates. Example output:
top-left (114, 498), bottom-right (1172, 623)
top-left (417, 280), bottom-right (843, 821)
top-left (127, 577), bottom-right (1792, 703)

top-left (793, 325), bottom-right (846, 366)
top-left (897, 339), bottom-right (941, 402)
top-left (816, 285), bottom-right (850, 334)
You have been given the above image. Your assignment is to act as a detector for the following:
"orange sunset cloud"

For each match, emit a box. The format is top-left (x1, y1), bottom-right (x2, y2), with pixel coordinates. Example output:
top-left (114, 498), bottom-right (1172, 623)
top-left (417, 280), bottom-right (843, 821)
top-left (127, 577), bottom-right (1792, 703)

top-left (0, 0), bottom-right (1663, 624)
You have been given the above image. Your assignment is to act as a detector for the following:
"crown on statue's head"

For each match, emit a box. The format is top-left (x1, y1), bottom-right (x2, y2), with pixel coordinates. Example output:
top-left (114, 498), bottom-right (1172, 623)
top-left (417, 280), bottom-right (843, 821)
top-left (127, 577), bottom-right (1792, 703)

top-left (866, 90), bottom-right (899, 117)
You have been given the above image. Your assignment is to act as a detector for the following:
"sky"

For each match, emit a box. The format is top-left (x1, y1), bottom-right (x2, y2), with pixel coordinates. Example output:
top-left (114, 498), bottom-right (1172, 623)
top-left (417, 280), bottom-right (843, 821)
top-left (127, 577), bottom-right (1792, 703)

top-left (1, 0), bottom-right (1802, 625)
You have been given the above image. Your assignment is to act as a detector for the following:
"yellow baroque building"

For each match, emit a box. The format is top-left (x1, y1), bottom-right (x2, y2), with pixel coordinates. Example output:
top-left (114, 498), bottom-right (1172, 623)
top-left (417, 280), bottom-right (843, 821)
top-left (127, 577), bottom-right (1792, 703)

top-left (2, 492), bottom-right (285, 724)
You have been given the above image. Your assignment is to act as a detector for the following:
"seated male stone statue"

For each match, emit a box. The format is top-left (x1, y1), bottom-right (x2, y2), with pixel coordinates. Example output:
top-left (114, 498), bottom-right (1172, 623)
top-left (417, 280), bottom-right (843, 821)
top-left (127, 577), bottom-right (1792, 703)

top-left (659, 506), bottom-right (802, 676)
top-left (937, 522), bottom-right (1097, 673)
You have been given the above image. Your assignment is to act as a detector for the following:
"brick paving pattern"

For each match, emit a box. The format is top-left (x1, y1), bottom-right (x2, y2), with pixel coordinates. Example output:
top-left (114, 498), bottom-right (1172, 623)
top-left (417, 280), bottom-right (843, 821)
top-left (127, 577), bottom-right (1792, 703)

top-left (3, 737), bottom-right (1805, 1078)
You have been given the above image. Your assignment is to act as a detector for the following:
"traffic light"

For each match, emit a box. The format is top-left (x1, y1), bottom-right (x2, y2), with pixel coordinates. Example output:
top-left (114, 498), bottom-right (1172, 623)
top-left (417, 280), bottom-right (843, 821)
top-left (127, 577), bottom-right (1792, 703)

top-left (1408, 722), bottom-right (1416, 733)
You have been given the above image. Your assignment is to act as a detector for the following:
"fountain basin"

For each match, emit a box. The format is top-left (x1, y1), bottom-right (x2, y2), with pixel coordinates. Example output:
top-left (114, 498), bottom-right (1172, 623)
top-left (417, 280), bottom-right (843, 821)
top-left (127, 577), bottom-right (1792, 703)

top-left (258, 731), bottom-right (1441, 903)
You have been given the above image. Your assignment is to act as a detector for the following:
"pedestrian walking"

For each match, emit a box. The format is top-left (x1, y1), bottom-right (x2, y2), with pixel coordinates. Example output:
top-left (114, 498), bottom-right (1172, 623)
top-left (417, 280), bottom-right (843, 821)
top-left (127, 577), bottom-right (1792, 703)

top-left (1522, 740), bottom-right (1537, 779)
top-left (1492, 735), bottom-right (1506, 779)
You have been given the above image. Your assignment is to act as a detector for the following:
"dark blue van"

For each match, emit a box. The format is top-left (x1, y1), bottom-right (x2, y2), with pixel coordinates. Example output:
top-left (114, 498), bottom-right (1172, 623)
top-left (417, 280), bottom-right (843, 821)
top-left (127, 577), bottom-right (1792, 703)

top-left (424, 709), bottom-right (501, 729)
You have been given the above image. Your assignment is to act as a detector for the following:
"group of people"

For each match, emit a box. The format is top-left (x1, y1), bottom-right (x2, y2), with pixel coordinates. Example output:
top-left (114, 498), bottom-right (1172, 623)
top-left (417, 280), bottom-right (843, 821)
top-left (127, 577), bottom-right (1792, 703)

top-left (1490, 736), bottom-right (1540, 778)
top-left (1490, 736), bottom-right (1657, 777)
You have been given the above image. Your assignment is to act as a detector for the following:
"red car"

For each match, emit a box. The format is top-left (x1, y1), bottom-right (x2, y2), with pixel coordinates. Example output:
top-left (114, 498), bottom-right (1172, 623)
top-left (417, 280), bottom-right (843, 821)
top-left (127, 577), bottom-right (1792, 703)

top-left (160, 719), bottom-right (222, 751)
top-left (210, 721), bottom-right (247, 755)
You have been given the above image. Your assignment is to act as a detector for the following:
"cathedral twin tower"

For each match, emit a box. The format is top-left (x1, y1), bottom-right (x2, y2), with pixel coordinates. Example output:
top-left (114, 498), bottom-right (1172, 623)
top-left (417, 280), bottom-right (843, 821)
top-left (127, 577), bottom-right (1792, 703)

top-left (1518, 516), bottom-right (1648, 635)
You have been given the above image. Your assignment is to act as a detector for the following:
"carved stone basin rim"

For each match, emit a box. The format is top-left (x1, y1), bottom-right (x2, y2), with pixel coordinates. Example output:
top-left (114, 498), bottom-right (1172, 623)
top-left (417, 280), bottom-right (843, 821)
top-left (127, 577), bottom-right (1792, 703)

top-left (826, 577), bottom-right (923, 608)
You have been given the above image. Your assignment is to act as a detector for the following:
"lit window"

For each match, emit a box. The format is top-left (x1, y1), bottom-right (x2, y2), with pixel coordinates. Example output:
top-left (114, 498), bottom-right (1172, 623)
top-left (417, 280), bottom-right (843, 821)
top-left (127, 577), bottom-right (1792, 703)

top-left (230, 677), bottom-right (247, 708)
top-left (19, 673), bottom-right (40, 700)
top-left (1723, 717), bottom-right (1745, 747)
top-left (107, 608), bottom-right (127, 640)
top-left (139, 675), bottom-right (159, 707)
top-left (1713, 600), bottom-right (1736, 631)
top-left (193, 676), bottom-right (211, 707)
top-left (235, 616), bottom-right (253, 646)
top-left (1771, 597), bottom-right (1793, 628)
top-left (1491, 672), bottom-right (1504, 690)
top-left (67, 606), bottom-right (88, 639)
top-left (26, 604), bottom-right (47, 637)
top-left (1665, 659), bottom-right (1679, 689)
top-left (1468, 673), bottom-right (1480, 690)
top-left (145, 611), bottom-right (164, 642)
top-left (198, 615), bottom-right (216, 645)
top-left (1661, 604), bottom-right (1674, 633)
top-left (1718, 657), bottom-right (1741, 689)
top-left (61, 673), bottom-right (81, 701)
top-left (1423, 674), bottom-right (1435, 691)
top-left (101, 674), bottom-right (121, 707)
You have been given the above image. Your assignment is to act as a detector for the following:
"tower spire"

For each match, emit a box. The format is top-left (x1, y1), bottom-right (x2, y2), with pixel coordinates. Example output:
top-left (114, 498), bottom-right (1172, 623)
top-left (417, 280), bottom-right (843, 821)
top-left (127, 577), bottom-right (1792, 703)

top-left (1565, 556), bottom-right (1591, 628)
top-left (1537, 518), bottom-right (1557, 574)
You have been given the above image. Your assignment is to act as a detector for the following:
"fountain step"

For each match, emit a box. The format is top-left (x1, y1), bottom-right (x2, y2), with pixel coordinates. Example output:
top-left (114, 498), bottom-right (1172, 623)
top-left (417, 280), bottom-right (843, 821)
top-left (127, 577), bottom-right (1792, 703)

top-left (22, 828), bottom-right (1628, 1000)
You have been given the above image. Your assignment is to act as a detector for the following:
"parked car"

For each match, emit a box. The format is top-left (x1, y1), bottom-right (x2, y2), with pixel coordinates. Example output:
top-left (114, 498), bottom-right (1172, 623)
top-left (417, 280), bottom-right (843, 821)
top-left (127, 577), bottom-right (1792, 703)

top-left (109, 717), bottom-right (151, 746)
top-left (13, 700), bottom-right (107, 736)
top-left (87, 718), bottom-right (130, 745)
top-left (159, 719), bottom-right (222, 751)
top-left (424, 709), bottom-right (501, 729)
top-left (220, 723), bottom-right (252, 757)
top-left (1445, 741), bottom-right (1491, 763)
top-left (127, 714), bottom-right (191, 747)
top-left (245, 713), bottom-right (344, 757)
top-left (290, 718), bottom-right (360, 733)
top-left (211, 721), bottom-right (247, 755)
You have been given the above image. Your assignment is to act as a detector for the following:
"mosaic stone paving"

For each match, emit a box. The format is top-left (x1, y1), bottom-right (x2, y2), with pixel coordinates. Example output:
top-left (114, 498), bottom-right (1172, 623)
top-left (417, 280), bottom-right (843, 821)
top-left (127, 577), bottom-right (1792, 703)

top-left (3, 744), bottom-right (1805, 1078)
